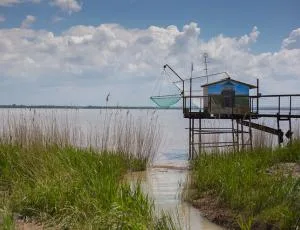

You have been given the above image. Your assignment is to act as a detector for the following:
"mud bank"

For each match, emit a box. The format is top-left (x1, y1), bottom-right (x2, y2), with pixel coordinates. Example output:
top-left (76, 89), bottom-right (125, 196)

top-left (191, 193), bottom-right (237, 229)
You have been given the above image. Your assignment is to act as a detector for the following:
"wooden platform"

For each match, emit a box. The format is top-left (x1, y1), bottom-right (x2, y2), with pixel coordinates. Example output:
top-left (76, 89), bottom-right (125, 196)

top-left (183, 111), bottom-right (300, 119)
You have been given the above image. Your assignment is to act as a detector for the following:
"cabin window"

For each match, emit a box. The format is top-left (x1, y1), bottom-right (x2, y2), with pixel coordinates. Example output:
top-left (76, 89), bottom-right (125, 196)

top-left (222, 88), bottom-right (235, 107)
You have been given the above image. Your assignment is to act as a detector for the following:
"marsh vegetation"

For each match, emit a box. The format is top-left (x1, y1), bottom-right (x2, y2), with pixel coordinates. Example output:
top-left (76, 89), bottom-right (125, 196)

top-left (0, 110), bottom-right (177, 229)
top-left (189, 139), bottom-right (300, 229)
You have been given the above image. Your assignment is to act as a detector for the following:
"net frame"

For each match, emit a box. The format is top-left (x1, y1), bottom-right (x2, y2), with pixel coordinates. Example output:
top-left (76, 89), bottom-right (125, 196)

top-left (150, 94), bottom-right (181, 108)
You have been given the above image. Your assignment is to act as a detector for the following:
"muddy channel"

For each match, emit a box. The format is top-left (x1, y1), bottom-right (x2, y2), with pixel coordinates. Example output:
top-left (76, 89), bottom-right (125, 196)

top-left (126, 166), bottom-right (223, 230)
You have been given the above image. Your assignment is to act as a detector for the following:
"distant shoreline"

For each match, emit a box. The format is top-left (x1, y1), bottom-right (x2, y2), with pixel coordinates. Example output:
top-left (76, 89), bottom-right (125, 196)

top-left (0, 105), bottom-right (180, 110)
top-left (0, 105), bottom-right (299, 110)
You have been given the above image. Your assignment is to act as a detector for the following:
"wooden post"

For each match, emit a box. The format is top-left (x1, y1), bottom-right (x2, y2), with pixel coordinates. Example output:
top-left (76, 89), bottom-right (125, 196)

top-left (277, 96), bottom-right (282, 146)
top-left (192, 118), bottom-right (195, 159)
top-left (231, 119), bottom-right (236, 152)
top-left (198, 118), bottom-right (202, 155)
top-left (241, 119), bottom-right (244, 150)
top-left (236, 119), bottom-right (240, 151)
top-left (256, 78), bottom-right (259, 114)
top-left (277, 114), bottom-right (281, 146)
top-left (289, 96), bottom-right (293, 144)
top-left (249, 114), bottom-right (253, 150)
top-left (189, 118), bottom-right (191, 159)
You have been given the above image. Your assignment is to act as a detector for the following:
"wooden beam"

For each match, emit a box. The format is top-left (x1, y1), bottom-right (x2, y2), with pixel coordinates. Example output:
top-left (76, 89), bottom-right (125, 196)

top-left (238, 120), bottom-right (283, 143)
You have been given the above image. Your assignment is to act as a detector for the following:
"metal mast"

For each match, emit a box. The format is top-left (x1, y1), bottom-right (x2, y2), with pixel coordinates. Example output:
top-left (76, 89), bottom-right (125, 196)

top-left (204, 53), bottom-right (209, 83)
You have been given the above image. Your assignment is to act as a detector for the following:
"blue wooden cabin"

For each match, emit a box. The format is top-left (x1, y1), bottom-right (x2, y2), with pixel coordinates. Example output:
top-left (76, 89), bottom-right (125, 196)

top-left (202, 77), bottom-right (256, 115)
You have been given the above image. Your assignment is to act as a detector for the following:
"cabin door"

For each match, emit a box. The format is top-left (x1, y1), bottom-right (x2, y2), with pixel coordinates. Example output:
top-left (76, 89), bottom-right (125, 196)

top-left (222, 88), bottom-right (235, 108)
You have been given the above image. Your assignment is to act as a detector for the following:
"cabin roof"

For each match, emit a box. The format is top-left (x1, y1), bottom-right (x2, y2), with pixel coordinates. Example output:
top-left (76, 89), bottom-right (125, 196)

top-left (201, 77), bottom-right (257, 89)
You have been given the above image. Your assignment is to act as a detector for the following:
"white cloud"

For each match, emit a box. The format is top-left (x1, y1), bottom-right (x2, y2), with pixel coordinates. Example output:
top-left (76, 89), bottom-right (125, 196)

top-left (0, 15), bottom-right (5, 22)
top-left (238, 26), bottom-right (260, 47)
top-left (0, 0), bottom-right (40, 6)
top-left (0, 0), bottom-right (20, 6)
top-left (282, 28), bottom-right (300, 50)
top-left (20, 15), bottom-right (36, 28)
top-left (51, 15), bottom-right (63, 23)
top-left (50, 0), bottom-right (81, 14)
top-left (0, 23), bottom-right (299, 105)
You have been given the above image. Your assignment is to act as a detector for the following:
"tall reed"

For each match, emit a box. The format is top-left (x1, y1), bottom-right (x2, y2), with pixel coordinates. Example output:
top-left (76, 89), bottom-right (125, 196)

top-left (0, 109), bottom-right (161, 169)
top-left (0, 109), bottom-right (176, 229)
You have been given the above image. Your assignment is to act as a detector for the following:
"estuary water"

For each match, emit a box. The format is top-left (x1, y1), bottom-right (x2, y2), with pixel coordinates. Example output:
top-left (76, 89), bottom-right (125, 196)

top-left (1, 108), bottom-right (299, 229)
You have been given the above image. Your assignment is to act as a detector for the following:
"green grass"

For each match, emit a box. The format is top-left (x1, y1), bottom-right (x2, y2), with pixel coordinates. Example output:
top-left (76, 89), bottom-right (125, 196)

top-left (0, 144), bottom-right (177, 229)
top-left (0, 110), bottom-right (176, 229)
top-left (0, 203), bottom-right (15, 230)
top-left (191, 142), bottom-right (300, 229)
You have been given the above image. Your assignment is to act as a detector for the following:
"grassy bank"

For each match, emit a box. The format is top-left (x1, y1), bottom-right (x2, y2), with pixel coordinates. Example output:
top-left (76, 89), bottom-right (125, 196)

top-left (0, 110), bottom-right (176, 229)
top-left (0, 146), bottom-right (176, 229)
top-left (189, 142), bottom-right (300, 229)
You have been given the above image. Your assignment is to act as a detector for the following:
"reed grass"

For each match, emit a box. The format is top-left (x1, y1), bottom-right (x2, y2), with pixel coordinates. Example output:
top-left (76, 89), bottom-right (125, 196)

top-left (190, 141), bottom-right (300, 229)
top-left (0, 109), bottom-right (176, 229)
top-left (0, 109), bottom-right (161, 170)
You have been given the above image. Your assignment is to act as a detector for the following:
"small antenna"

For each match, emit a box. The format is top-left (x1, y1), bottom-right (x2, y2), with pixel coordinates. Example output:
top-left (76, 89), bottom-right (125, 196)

top-left (203, 53), bottom-right (209, 83)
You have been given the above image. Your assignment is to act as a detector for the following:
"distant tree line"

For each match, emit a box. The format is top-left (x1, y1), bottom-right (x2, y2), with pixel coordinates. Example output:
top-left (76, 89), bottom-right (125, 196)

top-left (0, 104), bottom-right (181, 110)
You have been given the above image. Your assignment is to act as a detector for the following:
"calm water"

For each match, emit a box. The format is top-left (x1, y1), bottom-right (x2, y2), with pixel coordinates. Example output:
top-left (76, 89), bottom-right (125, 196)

top-left (1, 108), bottom-right (299, 229)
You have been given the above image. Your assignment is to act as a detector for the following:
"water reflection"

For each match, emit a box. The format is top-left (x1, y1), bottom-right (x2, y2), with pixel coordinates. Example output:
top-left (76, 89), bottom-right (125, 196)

top-left (127, 168), bottom-right (222, 230)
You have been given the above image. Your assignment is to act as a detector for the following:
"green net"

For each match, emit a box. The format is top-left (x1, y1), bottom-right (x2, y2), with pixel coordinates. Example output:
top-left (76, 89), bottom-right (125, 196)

top-left (150, 95), bottom-right (181, 108)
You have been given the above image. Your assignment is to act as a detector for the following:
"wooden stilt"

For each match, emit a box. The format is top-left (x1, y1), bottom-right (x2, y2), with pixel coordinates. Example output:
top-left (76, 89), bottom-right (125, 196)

top-left (236, 119), bottom-right (240, 151)
top-left (231, 119), bottom-right (236, 152)
top-left (241, 119), bottom-right (244, 150)
top-left (198, 118), bottom-right (202, 155)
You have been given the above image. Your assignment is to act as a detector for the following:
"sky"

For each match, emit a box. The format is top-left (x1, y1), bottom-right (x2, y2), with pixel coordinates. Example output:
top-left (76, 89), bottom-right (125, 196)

top-left (0, 0), bottom-right (299, 106)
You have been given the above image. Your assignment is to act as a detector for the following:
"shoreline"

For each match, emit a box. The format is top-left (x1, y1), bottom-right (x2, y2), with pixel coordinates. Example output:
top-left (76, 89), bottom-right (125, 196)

top-left (191, 194), bottom-right (237, 229)
top-left (190, 193), bottom-right (279, 230)
top-left (187, 144), bottom-right (300, 229)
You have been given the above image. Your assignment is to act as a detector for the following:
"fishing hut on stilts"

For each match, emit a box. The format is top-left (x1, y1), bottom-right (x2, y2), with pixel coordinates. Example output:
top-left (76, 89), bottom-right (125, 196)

top-left (150, 57), bottom-right (300, 160)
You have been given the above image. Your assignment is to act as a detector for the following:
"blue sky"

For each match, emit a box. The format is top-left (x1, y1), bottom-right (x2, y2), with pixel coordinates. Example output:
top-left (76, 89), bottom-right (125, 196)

top-left (0, 0), bottom-right (299, 105)
top-left (1, 0), bottom-right (299, 52)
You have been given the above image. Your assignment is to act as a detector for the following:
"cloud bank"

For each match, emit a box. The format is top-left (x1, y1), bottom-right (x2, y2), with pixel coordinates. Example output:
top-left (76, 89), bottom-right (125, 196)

top-left (0, 22), bottom-right (299, 105)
